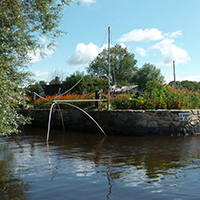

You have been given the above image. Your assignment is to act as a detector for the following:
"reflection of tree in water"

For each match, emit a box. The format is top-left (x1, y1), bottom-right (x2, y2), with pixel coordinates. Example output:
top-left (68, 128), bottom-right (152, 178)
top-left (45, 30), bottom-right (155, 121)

top-left (89, 136), bottom-right (200, 181)
top-left (39, 131), bottom-right (200, 197)
top-left (0, 145), bottom-right (29, 200)
top-left (53, 133), bottom-right (187, 180)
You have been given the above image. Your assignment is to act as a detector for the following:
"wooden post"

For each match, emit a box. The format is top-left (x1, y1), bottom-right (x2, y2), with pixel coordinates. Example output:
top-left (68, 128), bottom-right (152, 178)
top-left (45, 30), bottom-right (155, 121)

top-left (95, 90), bottom-right (100, 109)
top-left (31, 92), bottom-right (36, 103)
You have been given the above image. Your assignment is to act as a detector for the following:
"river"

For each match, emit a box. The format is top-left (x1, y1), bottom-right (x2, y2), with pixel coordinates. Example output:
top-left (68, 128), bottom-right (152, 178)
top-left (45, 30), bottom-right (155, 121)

top-left (1, 127), bottom-right (200, 199)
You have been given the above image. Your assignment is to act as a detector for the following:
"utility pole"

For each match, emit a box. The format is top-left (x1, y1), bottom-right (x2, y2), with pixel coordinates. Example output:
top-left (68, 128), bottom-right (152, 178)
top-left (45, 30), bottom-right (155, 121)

top-left (173, 60), bottom-right (176, 89)
top-left (107, 26), bottom-right (111, 111)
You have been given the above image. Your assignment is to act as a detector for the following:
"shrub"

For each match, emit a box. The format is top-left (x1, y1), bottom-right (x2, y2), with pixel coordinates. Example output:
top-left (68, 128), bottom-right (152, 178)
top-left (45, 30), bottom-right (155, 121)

top-left (28, 80), bottom-right (200, 110)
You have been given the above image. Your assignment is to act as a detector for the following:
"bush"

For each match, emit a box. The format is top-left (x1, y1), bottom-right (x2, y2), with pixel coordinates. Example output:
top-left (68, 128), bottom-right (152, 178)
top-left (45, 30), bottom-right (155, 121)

top-left (28, 80), bottom-right (200, 110)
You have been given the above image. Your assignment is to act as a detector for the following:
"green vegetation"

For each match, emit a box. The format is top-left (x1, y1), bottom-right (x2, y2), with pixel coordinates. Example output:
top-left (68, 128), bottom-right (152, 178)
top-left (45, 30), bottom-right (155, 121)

top-left (131, 63), bottom-right (164, 91)
top-left (87, 44), bottom-right (138, 85)
top-left (0, 0), bottom-right (70, 135)
top-left (62, 71), bottom-right (108, 94)
top-left (168, 80), bottom-right (200, 93)
top-left (30, 80), bottom-right (200, 110)
top-left (2, 1), bottom-right (200, 136)
top-left (27, 83), bottom-right (43, 96)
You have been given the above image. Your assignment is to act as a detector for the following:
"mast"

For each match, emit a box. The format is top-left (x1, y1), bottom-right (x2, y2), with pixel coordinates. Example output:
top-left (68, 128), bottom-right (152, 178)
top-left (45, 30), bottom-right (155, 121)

top-left (173, 60), bottom-right (176, 89)
top-left (107, 26), bottom-right (111, 111)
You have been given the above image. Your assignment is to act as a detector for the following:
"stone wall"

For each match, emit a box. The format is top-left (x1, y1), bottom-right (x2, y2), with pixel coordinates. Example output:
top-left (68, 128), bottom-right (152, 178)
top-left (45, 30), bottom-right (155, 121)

top-left (23, 109), bottom-right (200, 136)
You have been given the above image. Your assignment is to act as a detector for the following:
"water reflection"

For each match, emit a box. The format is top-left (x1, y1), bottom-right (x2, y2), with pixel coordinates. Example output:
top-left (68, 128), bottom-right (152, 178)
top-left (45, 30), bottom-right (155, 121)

top-left (1, 128), bottom-right (200, 199)
top-left (0, 144), bottom-right (29, 200)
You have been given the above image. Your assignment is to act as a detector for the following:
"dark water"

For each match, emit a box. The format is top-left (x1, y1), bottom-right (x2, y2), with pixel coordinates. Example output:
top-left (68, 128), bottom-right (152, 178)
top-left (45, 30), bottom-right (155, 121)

top-left (1, 128), bottom-right (200, 200)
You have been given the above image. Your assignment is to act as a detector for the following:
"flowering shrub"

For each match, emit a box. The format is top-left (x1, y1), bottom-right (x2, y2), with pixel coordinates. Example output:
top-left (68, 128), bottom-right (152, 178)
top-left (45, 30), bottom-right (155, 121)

top-left (31, 93), bottom-right (96, 109)
top-left (111, 80), bottom-right (200, 110)
top-left (29, 80), bottom-right (200, 110)
top-left (129, 80), bottom-right (200, 110)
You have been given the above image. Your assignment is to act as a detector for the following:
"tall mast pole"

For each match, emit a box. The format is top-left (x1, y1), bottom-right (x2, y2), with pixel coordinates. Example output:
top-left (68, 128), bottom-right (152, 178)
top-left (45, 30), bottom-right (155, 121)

top-left (107, 26), bottom-right (111, 111)
top-left (173, 60), bottom-right (176, 89)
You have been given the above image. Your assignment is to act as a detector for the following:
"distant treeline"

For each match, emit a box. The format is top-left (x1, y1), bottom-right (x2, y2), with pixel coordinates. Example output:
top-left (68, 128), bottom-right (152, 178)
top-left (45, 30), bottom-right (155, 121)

top-left (168, 80), bottom-right (200, 93)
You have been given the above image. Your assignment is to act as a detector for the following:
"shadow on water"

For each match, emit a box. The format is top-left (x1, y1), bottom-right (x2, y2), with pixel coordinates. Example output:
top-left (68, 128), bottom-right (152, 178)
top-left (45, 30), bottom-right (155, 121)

top-left (0, 145), bottom-right (29, 200)
top-left (2, 127), bottom-right (200, 199)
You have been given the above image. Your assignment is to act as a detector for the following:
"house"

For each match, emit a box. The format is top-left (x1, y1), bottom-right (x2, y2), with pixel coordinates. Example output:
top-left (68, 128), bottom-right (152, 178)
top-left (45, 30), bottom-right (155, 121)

top-left (111, 85), bottom-right (138, 94)
top-left (42, 84), bottom-right (63, 96)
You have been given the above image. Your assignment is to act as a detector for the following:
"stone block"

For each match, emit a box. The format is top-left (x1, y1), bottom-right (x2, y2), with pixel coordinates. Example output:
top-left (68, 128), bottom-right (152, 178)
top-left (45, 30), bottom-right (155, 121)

top-left (147, 121), bottom-right (157, 127)
top-left (151, 116), bottom-right (160, 121)
top-left (191, 110), bottom-right (199, 115)
top-left (117, 112), bottom-right (128, 122)
top-left (142, 114), bottom-right (151, 120)
top-left (191, 115), bottom-right (199, 121)
top-left (190, 120), bottom-right (199, 126)
top-left (135, 120), bottom-right (148, 127)
top-left (157, 120), bottom-right (170, 127)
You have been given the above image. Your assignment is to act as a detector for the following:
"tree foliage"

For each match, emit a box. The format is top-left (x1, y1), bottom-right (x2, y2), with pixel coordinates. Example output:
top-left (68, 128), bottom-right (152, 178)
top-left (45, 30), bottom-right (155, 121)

top-left (168, 80), bottom-right (200, 92)
top-left (27, 83), bottom-right (43, 96)
top-left (87, 44), bottom-right (138, 85)
top-left (62, 71), bottom-right (108, 94)
top-left (62, 71), bottom-right (85, 94)
top-left (0, 0), bottom-right (70, 135)
top-left (132, 63), bottom-right (165, 91)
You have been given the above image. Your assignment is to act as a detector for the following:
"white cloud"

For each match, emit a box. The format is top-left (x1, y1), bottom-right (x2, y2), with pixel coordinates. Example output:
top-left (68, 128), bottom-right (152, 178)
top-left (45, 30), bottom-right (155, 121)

top-left (67, 43), bottom-right (123, 68)
top-left (118, 28), bottom-right (164, 42)
top-left (164, 30), bottom-right (182, 39)
top-left (81, 0), bottom-right (96, 4)
top-left (151, 39), bottom-right (191, 66)
top-left (34, 71), bottom-right (51, 78)
top-left (119, 43), bottom-right (126, 48)
top-left (135, 47), bottom-right (147, 57)
top-left (177, 74), bottom-right (200, 82)
top-left (67, 42), bottom-right (100, 67)
top-left (165, 72), bottom-right (200, 83)
top-left (28, 37), bottom-right (55, 64)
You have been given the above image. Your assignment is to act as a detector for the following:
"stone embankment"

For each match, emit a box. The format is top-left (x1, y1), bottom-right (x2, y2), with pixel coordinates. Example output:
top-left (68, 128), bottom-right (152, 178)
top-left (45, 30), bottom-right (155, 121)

top-left (23, 109), bottom-right (200, 136)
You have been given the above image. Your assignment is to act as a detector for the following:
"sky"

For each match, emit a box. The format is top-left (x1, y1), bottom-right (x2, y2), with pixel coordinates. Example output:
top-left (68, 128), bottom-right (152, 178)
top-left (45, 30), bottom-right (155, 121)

top-left (29, 0), bottom-right (200, 84)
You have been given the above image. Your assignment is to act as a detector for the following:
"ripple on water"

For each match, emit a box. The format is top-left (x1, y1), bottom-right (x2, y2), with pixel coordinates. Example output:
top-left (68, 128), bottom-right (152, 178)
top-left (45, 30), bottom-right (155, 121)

top-left (1, 131), bottom-right (200, 199)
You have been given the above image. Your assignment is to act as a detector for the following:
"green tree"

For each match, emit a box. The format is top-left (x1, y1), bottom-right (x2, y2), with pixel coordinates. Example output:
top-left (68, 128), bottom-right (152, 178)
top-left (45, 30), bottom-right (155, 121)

top-left (0, 0), bottom-right (70, 135)
top-left (87, 44), bottom-right (138, 85)
top-left (168, 80), bottom-right (200, 92)
top-left (62, 72), bottom-right (108, 94)
top-left (132, 63), bottom-right (165, 91)
top-left (63, 71), bottom-right (86, 94)
top-left (39, 80), bottom-right (46, 85)
top-left (168, 81), bottom-right (184, 90)
top-left (27, 83), bottom-right (43, 96)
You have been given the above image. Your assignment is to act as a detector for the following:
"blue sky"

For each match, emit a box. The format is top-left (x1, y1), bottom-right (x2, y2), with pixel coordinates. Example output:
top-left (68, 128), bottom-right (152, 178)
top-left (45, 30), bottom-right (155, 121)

top-left (29, 0), bottom-right (200, 84)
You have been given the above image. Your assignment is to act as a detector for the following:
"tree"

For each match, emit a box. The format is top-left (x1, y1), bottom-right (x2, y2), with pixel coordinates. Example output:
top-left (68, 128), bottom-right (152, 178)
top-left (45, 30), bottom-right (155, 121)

top-left (39, 80), bottom-right (46, 85)
top-left (50, 76), bottom-right (62, 85)
top-left (27, 83), bottom-right (43, 96)
top-left (168, 81), bottom-right (184, 90)
top-left (87, 44), bottom-right (138, 85)
top-left (62, 71), bottom-right (86, 94)
top-left (48, 68), bottom-right (67, 83)
top-left (0, 0), bottom-right (70, 135)
top-left (62, 71), bottom-right (108, 94)
top-left (132, 63), bottom-right (165, 91)
top-left (168, 80), bottom-right (200, 92)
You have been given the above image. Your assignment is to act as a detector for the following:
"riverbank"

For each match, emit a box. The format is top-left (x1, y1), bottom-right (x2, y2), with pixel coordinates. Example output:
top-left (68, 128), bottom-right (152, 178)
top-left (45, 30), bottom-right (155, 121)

top-left (22, 109), bottom-right (200, 136)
